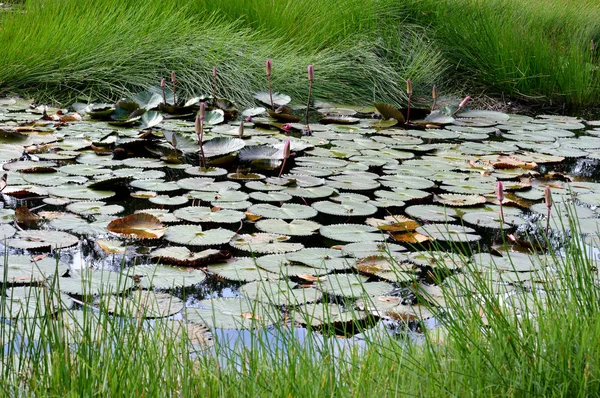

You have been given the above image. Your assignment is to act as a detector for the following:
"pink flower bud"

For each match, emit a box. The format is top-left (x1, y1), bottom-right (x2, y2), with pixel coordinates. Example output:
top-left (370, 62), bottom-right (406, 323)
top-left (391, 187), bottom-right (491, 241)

top-left (282, 124), bottom-right (292, 131)
top-left (308, 64), bottom-right (314, 81)
top-left (496, 181), bottom-right (504, 202)
top-left (545, 186), bottom-right (552, 209)
top-left (283, 140), bottom-right (291, 159)
top-left (199, 102), bottom-right (206, 120)
top-left (458, 95), bottom-right (471, 109)
top-left (432, 84), bottom-right (438, 99)
top-left (171, 71), bottom-right (176, 84)
top-left (246, 115), bottom-right (253, 122)
top-left (160, 78), bottom-right (166, 88)
top-left (266, 59), bottom-right (272, 77)
top-left (406, 78), bottom-right (412, 96)
top-left (194, 115), bottom-right (201, 136)
top-left (212, 66), bottom-right (217, 77)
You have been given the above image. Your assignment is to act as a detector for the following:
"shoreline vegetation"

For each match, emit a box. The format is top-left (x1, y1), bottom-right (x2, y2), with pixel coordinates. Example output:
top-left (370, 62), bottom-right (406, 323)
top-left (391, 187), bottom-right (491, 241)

top-left (1, 0), bottom-right (600, 110)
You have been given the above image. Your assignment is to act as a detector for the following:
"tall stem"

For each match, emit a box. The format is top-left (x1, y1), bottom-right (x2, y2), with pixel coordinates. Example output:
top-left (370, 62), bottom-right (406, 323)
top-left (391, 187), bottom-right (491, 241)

top-left (268, 75), bottom-right (274, 110)
top-left (406, 93), bottom-right (412, 123)
top-left (305, 80), bottom-right (313, 126)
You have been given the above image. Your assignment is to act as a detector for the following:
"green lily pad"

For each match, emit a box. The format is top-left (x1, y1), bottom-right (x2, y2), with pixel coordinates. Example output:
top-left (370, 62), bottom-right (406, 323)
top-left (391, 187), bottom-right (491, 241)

top-left (0, 255), bottom-right (69, 283)
top-left (173, 206), bottom-right (245, 223)
top-left (3, 286), bottom-right (72, 318)
top-left (187, 298), bottom-right (279, 329)
top-left (207, 257), bottom-right (279, 282)
top-left (293, 303), bottom-right (367, 327)
top-left (7, 230), bottom-right (79, 250)
top-left (248, 203), bottom-right (317, 219)
top-left (320, 224), bottom-right (385, 243)
top-left (128, 263), bottom-right (208, 289)
top-left (97, 291), bottom-right (184, 318)
top-left (240, 280), bottom-right (321, 306)
top-left (59, 270), bottom-right (134, 295)
top-left (255, 219), bottom-right (321, 236)
top-left (47, 185), bottom-right (115, 200)
top-left (316, 273), bottom-right (394, 298)
top-left (416, 224), bottom-right (481, 242)
top-left (230, 233), bottom-right (304, 254)
top-left (286, 248), bottom-right (353, 271)
top-left (164, 225), bottom-right (236, 246)
top-left (66, 201), bottom-right (124, 216)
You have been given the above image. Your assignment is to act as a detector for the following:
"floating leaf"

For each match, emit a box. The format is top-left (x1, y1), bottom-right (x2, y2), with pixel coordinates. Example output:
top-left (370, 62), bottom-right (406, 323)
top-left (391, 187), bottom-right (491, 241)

top-left (247, 203), bottom-right (317, 220)
top-left (7, 230), bottom-right (78, 250)
top-left (97, 291), bottom-right (184, 318)
top-left (173, 206), bottom-right (245, 223)
top-left (187, 298), bottom-right (279, 329)
top-left (203, 137), bottom-right (245, 158)
top-left (129, 263), bottom-right (208, 289)
top-left (150, 246), bottom-right (229, 267)
top-left (253, 92), bottom-right (291, 107)
top-left (207, 257), bottom-right (279, 282)
top-left (164, 225), bottom-right (236, 246)
top-left (255, 219), bottom-right (321, 236)
top-left (294, 303), bottom-right (367, 327)
top-left (320, 224), bottom-right (385, 243)
top-left (316, 273), bottom-right (394, 298)
top-left (59, 270), bottom-right (133, 295)
top-left (107, 213), bottom-right (166, 239)
top-left (240, 280), bottom-right (321, 306)
top-left (230, 233), bottom-right (303, 254)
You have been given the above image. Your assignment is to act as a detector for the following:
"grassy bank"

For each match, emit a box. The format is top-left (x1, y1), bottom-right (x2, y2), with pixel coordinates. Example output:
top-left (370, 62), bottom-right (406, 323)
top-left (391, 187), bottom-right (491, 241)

top-left (0, 0), bottom-right (444, 106)
top-left (1, 0), bottom-right (600, 109)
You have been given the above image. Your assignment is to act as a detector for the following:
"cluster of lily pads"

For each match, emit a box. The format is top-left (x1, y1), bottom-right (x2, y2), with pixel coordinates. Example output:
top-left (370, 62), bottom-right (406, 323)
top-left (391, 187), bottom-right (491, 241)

top-left (0, 81), bottom-right (599, 338)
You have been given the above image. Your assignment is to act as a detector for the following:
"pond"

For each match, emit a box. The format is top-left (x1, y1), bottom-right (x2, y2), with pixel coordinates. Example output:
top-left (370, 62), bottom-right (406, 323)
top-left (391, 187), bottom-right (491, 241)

top-left (0, 92), bottom-right (599, 351)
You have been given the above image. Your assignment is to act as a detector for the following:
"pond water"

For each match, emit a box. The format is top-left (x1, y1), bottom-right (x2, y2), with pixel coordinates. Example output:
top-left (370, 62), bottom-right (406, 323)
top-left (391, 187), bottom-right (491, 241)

top-left (0, 95), bottom-right (599, 351)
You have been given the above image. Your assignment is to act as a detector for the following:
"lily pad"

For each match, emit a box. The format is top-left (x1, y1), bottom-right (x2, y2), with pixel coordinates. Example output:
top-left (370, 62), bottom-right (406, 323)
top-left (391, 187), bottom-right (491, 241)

top-left (164, 225), bottom-right (237, 246)
top-left (107, 213), bottom-right (166, 239)
top-left (255, 219), bottom-right (321, 236)
top-left (293, 303), bottom-right (367, 327)
top-left (240, 280), bottom-right (321, 306)
top-left (129, 263), bottom-right (208, 289)
top-left (97, 291), bottom-right (184, 318)
top-left (207, 257), bottom-right (279, 282)
top-left (230, 233), bottom-right (304, 254)
top-left (7, 230), bottom-right (79, 250)
top-left (247, 203), bottom-right (317, 220)
top-left (316, 273), bottom-right (394, 298)
top-left (59, 270), bottom-right (133, 295)
top-left (173, 206), bottom-right (245, 224)
top-left (320, 224), bottom-right (385, 243)
top-left (187, 298), bottom-right (279, 329)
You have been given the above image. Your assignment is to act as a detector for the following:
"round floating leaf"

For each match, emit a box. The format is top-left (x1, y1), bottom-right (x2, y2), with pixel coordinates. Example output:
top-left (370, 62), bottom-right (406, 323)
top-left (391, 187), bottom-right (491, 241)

top-left (311, 200), bottom-right (377, 217)
top-left (3, 286), bottom-right (72, 318)
top-left (47, 185), bottom-right (115, 200)
top-left (247, 203), bottom-right (317, 220)
top-left (49, 214), bottom-right (112, 235)
top-left (434, 194), bottom-right (487, 207)
top-left (408, 251), bottom-right (467, 270)
top-left (254, 254), bottom-right (323, 278)
top-left (0, 224), bottom-right (16, 240)
top-left (107, 213), bottom-right (166, 239)
top-left (316, 273), bottom-right (394, 298)
top-left (165, 225), bottom-right (236, 246)
top-left (177, 177), bottom-right (240, 192)
top-left (203, 137), bottom-right (245, 158)
top-left (207, 257), bottom-right (279, 282)
top-left (122, 157), bottom-right (166, 168)
top-left (253, 91), bottom-right (291, 107)
top-left (353, 255), bottom-right (415, 282)
top-left (173, 206), bottom-right (245, 223)
top-left (320, 224), bottom-right (384, 243)
top-left (405, 205), bottom-right (459, 222)
top-left (66, 201), bottom-right (124, 216)
top-left (286, 248), bottom-right (353, 271)
top-left (255, 218), bottom-right (321, 236)
top-left (187, 298), bottom-right (279, 329)
top-left (150, 246), bottom-right (227, 267)
top-left (149, 195), bottom-right (189, 206)
top-left (184, 166), bottom-right (228, 177)
top-left (326, 175), bottom-right (380, 191)
top-left (130, 179), bottom-right (180, 192)
top-left (240, 280), bottom-right (321, 306)
top-left (375, 188), bottom-right (430, 202)
top-left (416, 224), bottom-right (481, 242)
top-left (97, 291), bottom-right (183, 318)
top-left (293, 303), bottom-right (367, 327)
top-left (0, 255), bottom-right (69, 283)
top-left (358, 297), bottom-right (434, 321)
top-left (461, 211), bottom-right (512, 230)
top-left (7, 230), bottom-right (79, 250)
top-left (59, 270), bottom-right (134, 295)
top-left (471, 252), bottom-right (556, 272)
top-left (341, 242), bottom-right (406, 258)
top-left (285, 186), bottom-right (336, 199)
top-left (365, 215), bottom-right (419, 232)
top-left (129, 263), bottom-right (207, 289)
top-left (249, 191), bottom-right (293, 202)
top-left (230, 233), bottom-right (303, 254)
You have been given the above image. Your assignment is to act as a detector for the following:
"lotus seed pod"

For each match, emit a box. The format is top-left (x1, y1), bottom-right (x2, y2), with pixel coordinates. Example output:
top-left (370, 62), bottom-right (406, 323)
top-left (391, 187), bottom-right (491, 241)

top-left (308, 64), bottom-right (314, 81)
top-left (406, 78), bottom-right (412, 96)
top-left (266, 59), bottom-right (272, 77)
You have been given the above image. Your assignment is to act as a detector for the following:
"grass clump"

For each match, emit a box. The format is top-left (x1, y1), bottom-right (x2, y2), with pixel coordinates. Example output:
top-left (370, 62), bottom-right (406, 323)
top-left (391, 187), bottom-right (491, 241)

top-left (0, 0), bottom-right (445, 106)
top-left (400, 0), bottom-right (600, 106)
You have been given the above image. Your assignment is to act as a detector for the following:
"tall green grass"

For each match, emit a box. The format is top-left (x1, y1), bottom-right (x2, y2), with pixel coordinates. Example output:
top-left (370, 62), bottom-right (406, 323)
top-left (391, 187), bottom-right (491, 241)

top-left (0, 0), bottom-right (445, 107)
top-left (400, 0), bottom-right (600, 106)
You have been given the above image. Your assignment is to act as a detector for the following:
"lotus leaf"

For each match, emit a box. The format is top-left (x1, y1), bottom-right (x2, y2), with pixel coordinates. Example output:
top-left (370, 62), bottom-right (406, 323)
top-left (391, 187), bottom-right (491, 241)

top-left (316, 273), bottom-right (394, 298)
top-left (165, 225), bottom-right (236, 246)
top-left (59, 269), bottom-right (134, 295)
top-left (187, 298), bottom-right (279, 329)
top-left (247, 203), bottom-right (317, 220)
top-left (3, 286), bottom-right (72, 318)
top-left (173, 206), bottom-right (245, 223)
top-left (207, 257), bottom-right (278, 282)
top-left (230, 233), bottom-right (303, 254)
top-left (293, 303), bottom-right (367, 327)
top-left (240, 280), bottom-right (321, 306)
top-left (7, 230), bottom-right (79, 250)
top-left (107, 213), bottom-right (166, 239)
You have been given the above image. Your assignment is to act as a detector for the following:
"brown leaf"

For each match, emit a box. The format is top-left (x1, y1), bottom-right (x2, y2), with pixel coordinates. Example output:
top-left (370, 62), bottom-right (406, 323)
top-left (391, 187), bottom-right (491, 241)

top-left (245, 211), bottom-right (262, 222)
top-left (107, 213), bottom-right (166, 239)
top-left (15, 206), bottom-right (41, 229)
top-left (240, 312), bottom-right (262, 320)
top-left (389, 231), bottom-right (431, 243)
top-left (297, 274), bottom-right (326, 282)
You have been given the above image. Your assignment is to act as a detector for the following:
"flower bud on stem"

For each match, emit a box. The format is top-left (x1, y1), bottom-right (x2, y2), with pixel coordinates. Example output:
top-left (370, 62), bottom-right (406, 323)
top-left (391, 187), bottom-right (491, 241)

top-left (406, 78), bottom-right (412, 123)
top-left (196, 102), bottom-right (206, 168)
top-left (266, 59), bottom-right (274, 110)
top-left (305, 64), bottom-right (314, 128)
